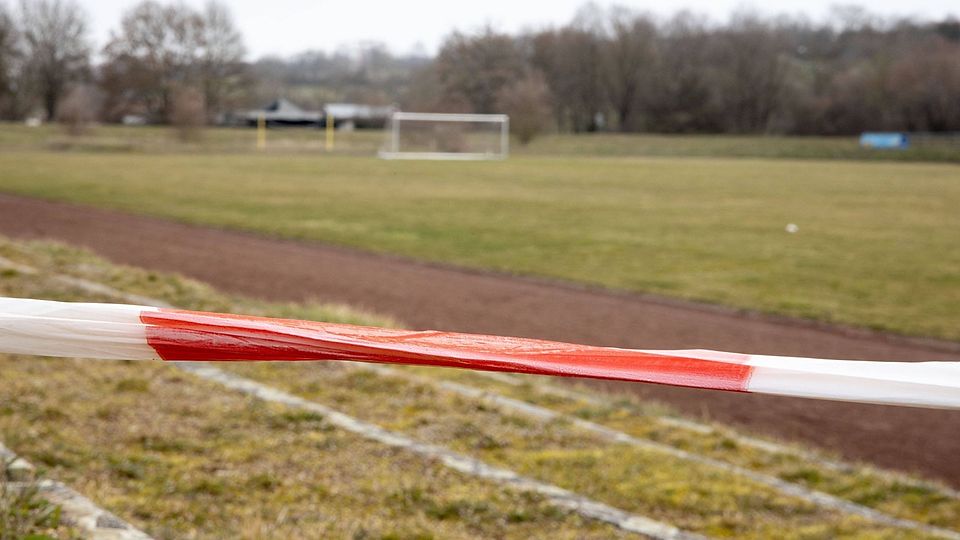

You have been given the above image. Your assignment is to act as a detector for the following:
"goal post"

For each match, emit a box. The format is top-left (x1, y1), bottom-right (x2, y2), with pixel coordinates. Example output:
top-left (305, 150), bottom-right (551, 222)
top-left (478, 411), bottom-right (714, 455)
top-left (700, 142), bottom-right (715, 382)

top-left (379, 112), bottom-right (510, 160)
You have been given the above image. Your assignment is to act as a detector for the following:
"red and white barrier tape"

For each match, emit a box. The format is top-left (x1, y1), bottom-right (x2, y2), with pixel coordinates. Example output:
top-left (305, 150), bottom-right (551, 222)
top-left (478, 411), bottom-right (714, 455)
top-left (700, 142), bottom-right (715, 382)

top-left (1, 297), bottom-right (958, 409)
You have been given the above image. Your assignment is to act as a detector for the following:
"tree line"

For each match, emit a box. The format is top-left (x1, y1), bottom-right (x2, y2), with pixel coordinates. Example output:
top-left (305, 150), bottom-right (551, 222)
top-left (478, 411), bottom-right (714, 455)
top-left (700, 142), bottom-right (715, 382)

top-left (1, 0), bottom-right (958, 137)
top-left (425, 6), bottom-right (960, 137)
top-left (0, 0), bottom-right (428, 128)
top-left (0, 0), bottom-right (249, 126)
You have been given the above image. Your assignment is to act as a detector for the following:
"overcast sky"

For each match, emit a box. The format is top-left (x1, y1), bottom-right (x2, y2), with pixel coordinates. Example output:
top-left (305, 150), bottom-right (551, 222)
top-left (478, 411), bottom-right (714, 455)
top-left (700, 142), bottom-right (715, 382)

top-left (81, 0), bottom-right (959, 59)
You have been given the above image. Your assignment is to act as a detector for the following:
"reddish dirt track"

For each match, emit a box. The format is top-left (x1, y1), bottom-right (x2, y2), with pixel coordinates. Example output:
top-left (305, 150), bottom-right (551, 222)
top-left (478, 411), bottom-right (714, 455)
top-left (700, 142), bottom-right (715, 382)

top-left (1, 193), bottom-right (958, 486)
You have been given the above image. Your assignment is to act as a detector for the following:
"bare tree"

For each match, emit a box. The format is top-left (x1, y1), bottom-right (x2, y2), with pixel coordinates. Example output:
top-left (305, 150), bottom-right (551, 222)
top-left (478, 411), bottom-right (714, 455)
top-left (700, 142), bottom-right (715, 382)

top-left (646, 12), bottom-right (719, 132)
top-left (496, 71), bottom-right (553, 144)
top-left (888, 37), bottom-right (960, 132)
top-left (710, 12), bottom-right (790, 133)
top-left (102, 1), bottom-right (206, 123)
top-left (102, 1), bottom-right (246, 124)
top-left (530, 27), bottom-right (605, 132)
top-left (602, 9), bottom-right (658, 131)
top-left (434, 29), bottom-right (527, 113)
top-left (0, 2), bottom-right (21, 119)
top-left (401, 63), bottom-right (472, 113)
top-left (199, 1), bottom-right (246, 122)
top-left (18, 0), bottom-right (90, 120)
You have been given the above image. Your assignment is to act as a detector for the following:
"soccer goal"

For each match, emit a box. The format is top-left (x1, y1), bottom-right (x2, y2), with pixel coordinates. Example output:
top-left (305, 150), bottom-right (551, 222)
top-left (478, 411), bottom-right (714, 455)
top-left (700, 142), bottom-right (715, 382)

top-left (379, 112), bottom-right (509, 160)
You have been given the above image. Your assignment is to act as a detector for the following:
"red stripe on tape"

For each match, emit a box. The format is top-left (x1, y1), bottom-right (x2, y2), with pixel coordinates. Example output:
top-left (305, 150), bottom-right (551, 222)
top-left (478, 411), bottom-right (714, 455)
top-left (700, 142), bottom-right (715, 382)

top-left (141, 309), bottom-right (754, 392)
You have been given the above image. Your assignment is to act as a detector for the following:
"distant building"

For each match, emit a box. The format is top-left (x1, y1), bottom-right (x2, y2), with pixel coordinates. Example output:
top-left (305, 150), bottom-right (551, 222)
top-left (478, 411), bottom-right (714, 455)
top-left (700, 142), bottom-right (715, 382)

top-left (323, 103), bottom-right (395, 129)
top-left (235, 99), bottom-right (394, 129)
top-left (238, 99), bottom-right (323, 127)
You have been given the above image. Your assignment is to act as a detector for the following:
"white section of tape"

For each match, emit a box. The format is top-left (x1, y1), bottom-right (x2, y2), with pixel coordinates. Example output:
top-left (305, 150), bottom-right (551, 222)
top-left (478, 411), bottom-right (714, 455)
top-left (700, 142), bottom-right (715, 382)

top-left (747, 357), bottom-right (960, 408)
top-left (0, 297), bottom-right (152, 322)
top-left (1, 297), bottom-right (959, 409)
top-left (0, 298), bottom-right (157, 360)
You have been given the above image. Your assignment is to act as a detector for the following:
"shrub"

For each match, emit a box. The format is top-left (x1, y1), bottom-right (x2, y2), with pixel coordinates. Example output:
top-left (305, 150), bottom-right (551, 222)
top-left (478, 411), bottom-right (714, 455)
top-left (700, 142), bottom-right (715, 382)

top-left (495, 72), bottom-right (553, 145)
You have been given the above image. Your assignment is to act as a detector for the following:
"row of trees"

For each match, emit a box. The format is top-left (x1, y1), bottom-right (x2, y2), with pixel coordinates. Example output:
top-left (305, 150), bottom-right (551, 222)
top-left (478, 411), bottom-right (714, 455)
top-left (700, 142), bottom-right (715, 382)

top-left (0, 0), bottom-right (433, 128)
top-left (426, 6), bottom-right (960, 135)
top-left (0, 1), bottom-right (958, 136)
top-left (0, 0), bottom-right (246, 125)
top-left (0, 0), bottom-right (89, 121)
top-left (100, 1), bottom-right (246, 123)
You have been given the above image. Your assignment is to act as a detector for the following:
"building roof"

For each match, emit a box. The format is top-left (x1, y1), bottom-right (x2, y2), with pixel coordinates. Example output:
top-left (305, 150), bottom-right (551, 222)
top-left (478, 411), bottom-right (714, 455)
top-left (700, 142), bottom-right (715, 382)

top-left (238, 99), bottom-right (394, 124)
top-left (243, 99), bottom-right (322, 122)
top-left (324, 103), bottom-right (394, 120)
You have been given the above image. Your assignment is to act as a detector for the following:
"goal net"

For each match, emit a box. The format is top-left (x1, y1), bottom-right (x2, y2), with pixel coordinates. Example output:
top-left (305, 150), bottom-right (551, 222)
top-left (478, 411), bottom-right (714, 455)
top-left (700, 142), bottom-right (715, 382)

top-left (379, 112), bottom-right (509, 160)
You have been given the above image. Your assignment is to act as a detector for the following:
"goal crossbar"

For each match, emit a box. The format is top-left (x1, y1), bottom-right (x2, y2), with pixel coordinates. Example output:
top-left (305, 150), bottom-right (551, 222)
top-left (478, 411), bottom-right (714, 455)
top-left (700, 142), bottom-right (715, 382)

top-left (391, 112), bottom-right (508, 123)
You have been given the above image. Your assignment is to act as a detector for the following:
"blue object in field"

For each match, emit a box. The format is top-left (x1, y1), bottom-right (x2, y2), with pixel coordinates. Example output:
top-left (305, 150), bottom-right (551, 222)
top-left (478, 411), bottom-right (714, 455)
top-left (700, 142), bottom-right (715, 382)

top-left (860, 132), bottom-right (909, 149)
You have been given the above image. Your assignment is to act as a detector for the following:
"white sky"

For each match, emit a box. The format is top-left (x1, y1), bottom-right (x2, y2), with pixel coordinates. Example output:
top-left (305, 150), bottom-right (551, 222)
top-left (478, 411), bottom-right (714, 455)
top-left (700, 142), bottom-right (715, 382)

top-left (80, 0), bottom-right (959, 59)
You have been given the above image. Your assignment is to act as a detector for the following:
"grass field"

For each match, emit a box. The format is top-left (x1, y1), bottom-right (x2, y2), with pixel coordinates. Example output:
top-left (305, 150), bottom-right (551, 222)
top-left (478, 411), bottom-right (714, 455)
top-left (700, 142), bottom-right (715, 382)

top-left (525, 132), bottom-right (960, 162)
top-left (2, 123), bottom-right (960, 162)
top-left (1, 137), bottom-right (958, 341)
top-left (3, 237), bottom-right (960, 538)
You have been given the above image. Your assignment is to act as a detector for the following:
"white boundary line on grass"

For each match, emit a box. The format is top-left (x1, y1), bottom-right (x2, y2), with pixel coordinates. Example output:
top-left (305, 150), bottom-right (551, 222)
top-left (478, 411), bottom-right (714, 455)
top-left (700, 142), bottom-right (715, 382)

top-left (2, 442), bottom-right (153, 540)
top-left (474, 370), bottom-right (960, 496)
top-left (365, 366), bottom-right (960, 539)
top-left (176, 362), bottom-right (700, 539)
top-left (4, 256), bottom-right (956, 538)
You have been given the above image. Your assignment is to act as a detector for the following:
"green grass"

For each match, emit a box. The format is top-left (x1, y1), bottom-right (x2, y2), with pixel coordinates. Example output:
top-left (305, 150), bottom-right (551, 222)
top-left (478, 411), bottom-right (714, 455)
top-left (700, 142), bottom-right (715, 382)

top-left (3, 123), bottom-right (960, 162)
top-left (409, 367), bottom-right (960, 529)
top-left (1, 149), bottom-right (958, 340)
top-left (524, 132), bottom-right (960, 163)
top-left (0, 123), bottom-right (384, 155)
top-left (224, 361), bottom-right (926, 538)
top-left (2, 237), bottom-right (957, 538)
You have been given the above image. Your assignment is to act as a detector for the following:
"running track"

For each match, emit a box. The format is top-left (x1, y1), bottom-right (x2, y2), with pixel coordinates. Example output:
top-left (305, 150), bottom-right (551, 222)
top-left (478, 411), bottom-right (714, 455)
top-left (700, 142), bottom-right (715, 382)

top-left (1, 193), bottom-right (957, 485)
